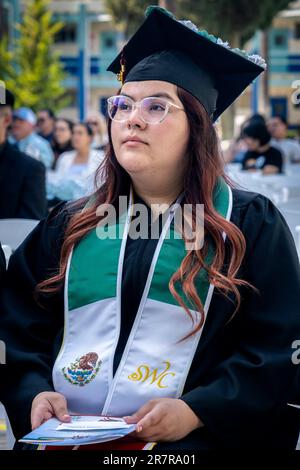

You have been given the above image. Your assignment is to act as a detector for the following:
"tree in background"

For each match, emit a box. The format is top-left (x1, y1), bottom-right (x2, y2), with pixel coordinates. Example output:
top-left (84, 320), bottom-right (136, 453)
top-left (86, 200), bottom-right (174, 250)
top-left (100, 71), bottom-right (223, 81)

top-left (105, 0), bottom-right (290, 46)
top-left (178, 0), bottom-right (291, 137)
top-left (178, 0), bottom-right (290, 46)
top-left (0, 0), bottom-right (68, 111)
top-left (0, 37), bottom-right (14, 82)
top-left (105, 0), bottom-right (291, 138)
top-left (104, 0), bottom-right (152, 39)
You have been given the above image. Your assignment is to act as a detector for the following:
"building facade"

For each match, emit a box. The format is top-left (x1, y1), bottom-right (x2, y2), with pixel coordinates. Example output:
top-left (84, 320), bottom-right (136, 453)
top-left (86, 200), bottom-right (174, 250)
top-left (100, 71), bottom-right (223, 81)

top-left (3, 0), bottom-right (300, 126)
top-left (267, 1), bottom-right (300, 127)
top-left (49, 0), bottom-right (121, 120)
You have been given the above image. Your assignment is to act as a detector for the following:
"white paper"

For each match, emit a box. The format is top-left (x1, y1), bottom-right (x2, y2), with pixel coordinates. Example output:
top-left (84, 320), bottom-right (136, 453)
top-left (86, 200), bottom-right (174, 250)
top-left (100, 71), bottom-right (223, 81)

top-left (19, 415), bottom-right (136, 446)
top-left (57, 420), bottom-right (130, 431)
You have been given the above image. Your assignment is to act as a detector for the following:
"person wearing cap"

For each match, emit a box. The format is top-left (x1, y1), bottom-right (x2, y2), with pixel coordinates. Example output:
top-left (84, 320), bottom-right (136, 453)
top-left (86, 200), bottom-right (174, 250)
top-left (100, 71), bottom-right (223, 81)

top-left (9, 107), bottom-right (54, 169)
top-left (0, 89), bottom-right (47, 219)
top-left (0, 7), bottom-right (299, 451)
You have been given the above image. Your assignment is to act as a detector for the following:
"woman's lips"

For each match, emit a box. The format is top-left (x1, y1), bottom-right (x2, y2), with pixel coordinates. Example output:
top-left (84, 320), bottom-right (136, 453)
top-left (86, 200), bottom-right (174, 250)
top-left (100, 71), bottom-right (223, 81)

top-left (123, 140), bottom-right (147, 146)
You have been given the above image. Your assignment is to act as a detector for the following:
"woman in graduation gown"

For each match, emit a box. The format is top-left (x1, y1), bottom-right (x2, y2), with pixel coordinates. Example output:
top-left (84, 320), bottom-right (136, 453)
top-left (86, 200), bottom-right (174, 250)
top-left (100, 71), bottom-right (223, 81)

top-left (1, 7), bottom-right (300, 450)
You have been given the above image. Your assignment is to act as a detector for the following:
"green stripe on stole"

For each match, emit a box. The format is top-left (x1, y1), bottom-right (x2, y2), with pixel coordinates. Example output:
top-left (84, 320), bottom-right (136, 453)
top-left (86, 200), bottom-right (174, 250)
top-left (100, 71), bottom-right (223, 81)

top-left (68, 177), bottom-right (230, 311)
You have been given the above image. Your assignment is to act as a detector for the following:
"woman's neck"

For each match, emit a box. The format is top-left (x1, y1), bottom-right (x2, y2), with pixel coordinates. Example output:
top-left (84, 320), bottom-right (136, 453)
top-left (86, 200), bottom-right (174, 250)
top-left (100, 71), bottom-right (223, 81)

top-left (132, 180), bottom-right (183, 209)
top-left (59, 141), bottom-right (71, 149)
top-left (75, 148), bottom-right (90, 161)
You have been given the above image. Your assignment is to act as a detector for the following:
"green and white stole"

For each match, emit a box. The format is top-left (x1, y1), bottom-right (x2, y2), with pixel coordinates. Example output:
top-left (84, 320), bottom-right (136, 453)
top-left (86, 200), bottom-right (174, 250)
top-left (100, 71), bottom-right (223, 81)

top-left (52, 178), bottom-right (232, 416)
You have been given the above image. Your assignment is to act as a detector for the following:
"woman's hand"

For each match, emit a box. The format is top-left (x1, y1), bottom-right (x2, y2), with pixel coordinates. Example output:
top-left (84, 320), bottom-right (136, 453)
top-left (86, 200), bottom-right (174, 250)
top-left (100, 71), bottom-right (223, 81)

top-left (31, 391), bottom-right (71, 430)
top-left (123, 398), bottom-right (203, 442)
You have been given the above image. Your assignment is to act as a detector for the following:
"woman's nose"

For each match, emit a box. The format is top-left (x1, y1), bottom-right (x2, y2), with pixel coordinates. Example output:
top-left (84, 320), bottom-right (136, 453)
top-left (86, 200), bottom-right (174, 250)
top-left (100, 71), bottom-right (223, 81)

top-left (127, 105), bottom-right (147, 129)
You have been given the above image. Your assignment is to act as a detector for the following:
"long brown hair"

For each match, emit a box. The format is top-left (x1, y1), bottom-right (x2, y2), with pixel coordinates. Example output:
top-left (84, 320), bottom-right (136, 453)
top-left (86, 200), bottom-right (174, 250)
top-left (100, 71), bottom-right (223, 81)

top-left (37, 87), bottom-right (252, 338)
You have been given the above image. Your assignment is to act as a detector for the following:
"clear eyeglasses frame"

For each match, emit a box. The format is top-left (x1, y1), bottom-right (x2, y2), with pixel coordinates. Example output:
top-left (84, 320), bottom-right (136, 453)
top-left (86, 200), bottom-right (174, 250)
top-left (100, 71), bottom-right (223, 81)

top-left (106, 95), bottom-right (185, 124)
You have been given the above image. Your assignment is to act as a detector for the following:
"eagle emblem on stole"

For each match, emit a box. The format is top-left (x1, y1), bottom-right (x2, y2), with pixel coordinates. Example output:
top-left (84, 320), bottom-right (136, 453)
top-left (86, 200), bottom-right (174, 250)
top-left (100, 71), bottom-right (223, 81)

top-left (62, 352), bottom-right (102, 386)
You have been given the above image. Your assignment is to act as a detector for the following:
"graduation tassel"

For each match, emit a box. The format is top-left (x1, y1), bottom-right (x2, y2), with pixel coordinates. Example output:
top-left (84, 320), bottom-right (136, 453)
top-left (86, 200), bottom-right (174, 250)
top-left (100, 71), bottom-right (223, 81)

top-left (117, 50), bottom-right (126, 85)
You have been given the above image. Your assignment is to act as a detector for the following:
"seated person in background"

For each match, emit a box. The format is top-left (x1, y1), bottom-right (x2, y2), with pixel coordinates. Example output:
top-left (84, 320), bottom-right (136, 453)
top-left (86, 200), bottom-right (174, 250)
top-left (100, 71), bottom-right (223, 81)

top-left (36, 109), bottom-right (56, 145)
top-left (9, 107), bottom-right (54, 169)
top-left (0, 90), bottom-right (47, 220)
top-left (86, 112), bottom-right (109, 151)
top-left (241, 122), bottom-right (283, 174)
top-left (51, 118), bottom-right (74, 170)
top-left (47, 122), bottom-right (104, 202)
top-left (267, 115), bottom-right (300, 164)
top-left (223, 113), bottom-right (266, 164)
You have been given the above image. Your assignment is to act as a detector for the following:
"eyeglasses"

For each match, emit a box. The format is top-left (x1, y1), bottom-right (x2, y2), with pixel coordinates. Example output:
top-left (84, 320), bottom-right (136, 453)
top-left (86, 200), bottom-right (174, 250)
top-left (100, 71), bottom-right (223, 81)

top-left (107, 95), bottom-right (184, 124)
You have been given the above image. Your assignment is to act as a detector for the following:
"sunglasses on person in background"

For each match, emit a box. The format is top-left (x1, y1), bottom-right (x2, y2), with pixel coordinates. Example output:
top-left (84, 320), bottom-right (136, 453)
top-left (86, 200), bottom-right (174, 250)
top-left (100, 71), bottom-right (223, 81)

top-left (87, 121), bottom-right (98, 126)
top-left (37, 118), bottom-right (46, 124)
top-left (107, 95), bottom-right (184, 124)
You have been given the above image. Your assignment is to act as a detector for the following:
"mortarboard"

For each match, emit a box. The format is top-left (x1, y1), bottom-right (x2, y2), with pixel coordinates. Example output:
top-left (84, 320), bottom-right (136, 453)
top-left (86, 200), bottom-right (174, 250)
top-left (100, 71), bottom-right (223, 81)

top-left (107, 6), bottom-right (266, 122)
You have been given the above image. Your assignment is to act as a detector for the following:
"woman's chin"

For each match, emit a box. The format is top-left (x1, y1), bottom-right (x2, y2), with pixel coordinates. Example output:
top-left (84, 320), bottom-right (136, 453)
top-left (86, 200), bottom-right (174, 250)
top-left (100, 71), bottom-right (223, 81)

top-left (119, 153), bottom-right (149, 174)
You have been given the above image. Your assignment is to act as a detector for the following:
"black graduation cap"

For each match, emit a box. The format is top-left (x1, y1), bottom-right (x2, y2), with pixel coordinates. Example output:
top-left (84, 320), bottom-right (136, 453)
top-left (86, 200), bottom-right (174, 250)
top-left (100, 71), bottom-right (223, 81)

top-left (107, 6), bottom-right (266, 122)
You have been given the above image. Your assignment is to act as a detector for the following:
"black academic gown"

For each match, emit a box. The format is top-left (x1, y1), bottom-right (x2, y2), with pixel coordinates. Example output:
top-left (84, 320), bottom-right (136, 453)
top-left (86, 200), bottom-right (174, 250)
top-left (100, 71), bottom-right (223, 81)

top-left (0, 141), bottom-right (47, 220)
top-left (0, 189), bottom-right (300, 450)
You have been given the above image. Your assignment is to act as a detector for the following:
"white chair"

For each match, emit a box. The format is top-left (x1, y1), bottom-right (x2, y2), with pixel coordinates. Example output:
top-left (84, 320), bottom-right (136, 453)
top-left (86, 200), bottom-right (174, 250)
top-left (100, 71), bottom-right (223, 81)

top-left (273, 206), bottom-right (300, 262)
top-left (227, 169), bottom-right (300, 204)
top-left (279, 210), bottom-right (300, 237)
top-left (0, 218), bottom-right (39, 251)
top-left (278, 199), bottom-right (300, 212)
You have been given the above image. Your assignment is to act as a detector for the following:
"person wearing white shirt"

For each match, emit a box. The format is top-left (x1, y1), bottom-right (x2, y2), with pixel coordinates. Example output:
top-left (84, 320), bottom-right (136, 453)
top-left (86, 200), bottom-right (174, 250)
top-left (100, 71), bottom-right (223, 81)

top-left (47, 122), bottom-right (104, 201)
top-left (86, 112), bottom-right (109, 150)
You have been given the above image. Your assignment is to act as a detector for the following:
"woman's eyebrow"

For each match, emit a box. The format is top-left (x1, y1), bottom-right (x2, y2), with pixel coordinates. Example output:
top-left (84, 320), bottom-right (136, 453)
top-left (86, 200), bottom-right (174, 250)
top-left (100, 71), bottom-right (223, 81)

top-left (121, 92), bottom-right (176, 102)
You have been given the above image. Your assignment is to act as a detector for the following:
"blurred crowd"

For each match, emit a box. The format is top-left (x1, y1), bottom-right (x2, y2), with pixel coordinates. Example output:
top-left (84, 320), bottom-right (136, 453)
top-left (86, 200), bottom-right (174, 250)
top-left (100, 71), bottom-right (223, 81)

top-left (223, 113), bottom-right (300, 173)
top-left (0, 89), bottom-right (107, 220)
